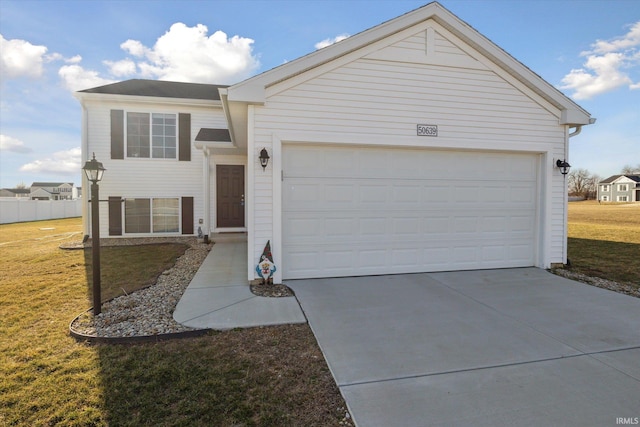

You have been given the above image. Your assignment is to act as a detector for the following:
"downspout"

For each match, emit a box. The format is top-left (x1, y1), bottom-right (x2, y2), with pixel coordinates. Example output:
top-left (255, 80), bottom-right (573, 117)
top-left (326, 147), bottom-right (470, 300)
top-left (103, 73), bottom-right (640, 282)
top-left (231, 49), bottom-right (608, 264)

top-left (80, 101), bottom-right (90, 239)
top-left (568, 125), bottom-right (582, 138)
top-left (562, 119), bottom-right (595, 264)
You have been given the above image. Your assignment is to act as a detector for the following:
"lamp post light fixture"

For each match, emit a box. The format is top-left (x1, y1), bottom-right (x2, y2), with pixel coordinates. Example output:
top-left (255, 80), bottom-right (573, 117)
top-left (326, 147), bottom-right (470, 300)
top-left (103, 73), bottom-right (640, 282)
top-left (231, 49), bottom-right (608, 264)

top-left (259, 148), bottom-right (270, 171)
top-left (556, 159), bottom-right (571, 176)
top-left (82, 153), bottom-right (106, 315)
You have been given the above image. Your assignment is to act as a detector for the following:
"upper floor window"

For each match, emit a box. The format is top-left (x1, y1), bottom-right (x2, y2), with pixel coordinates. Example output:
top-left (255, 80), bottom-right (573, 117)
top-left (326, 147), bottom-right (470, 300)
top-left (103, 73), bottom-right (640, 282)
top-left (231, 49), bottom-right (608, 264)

top-left (601, 184), bottom-right (610, 192)
top-left (618, 184), bottom-right (628, 192)
top-left (126, 112), bottom-right (176, 159)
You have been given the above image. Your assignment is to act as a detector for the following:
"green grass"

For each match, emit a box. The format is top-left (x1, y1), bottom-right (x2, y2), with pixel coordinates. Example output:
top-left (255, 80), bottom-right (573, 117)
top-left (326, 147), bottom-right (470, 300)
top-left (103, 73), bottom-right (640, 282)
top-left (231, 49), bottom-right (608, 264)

top-left (567, 201), bottom-right (640, 288)
top-left (0, 218), bottom-right (349, 426)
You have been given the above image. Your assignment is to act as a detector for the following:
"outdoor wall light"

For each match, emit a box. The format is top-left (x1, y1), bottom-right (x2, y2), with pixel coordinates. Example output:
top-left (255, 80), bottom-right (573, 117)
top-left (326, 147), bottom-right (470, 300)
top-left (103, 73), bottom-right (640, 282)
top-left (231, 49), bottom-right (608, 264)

top-left (259, 148), bottom-right (270, 171)
top-left (83, 153), bottom-right (106, 183)
top-left (82, 153), bottom-right (106, 315)
top-left (556, 159), bottom-right (571, 175)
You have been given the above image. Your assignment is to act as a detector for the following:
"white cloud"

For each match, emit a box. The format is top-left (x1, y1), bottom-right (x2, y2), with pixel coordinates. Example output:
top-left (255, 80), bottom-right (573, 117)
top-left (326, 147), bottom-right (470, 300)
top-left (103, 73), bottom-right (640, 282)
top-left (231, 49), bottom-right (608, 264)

top-left (56, 22), bottom-right (260, 92)
top-left (66, 55), bottom-right (82, 64)
top-left (58, 64), bottom-right (115, 92)
top-left (0, 34), bottom-right (48, 78)
top-left (104, 58), bottom-right (136, 77)
top-left (118, 23), bottom-right (260, 84)
top-left (20, 147), bottom-right (81, 175)
top-left (0, 134), bottom-right (32, 153)
top-left (315, 34), bottom-right (350, 50)
top-left (561, 21), bottom-right (640, 99)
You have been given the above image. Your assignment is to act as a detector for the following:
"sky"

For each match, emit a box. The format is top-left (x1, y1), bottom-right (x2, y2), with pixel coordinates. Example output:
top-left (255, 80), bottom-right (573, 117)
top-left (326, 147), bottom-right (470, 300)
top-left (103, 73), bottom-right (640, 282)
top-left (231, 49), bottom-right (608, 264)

top-left (1, 0), bottom-right (638, 188)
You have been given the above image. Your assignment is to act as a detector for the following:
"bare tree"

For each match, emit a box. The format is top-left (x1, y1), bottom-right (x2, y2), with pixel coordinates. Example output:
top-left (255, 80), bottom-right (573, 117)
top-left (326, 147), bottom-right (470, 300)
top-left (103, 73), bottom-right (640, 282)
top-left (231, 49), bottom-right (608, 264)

top-left (621, 164), bottom-right (640, 174)
top-left (568, 168), bottom-right (598, 199)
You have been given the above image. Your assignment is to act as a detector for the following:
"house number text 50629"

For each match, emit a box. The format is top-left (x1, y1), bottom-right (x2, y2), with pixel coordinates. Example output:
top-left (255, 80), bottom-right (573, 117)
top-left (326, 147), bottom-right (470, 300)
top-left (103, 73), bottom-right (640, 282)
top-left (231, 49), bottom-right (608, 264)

top-left (417, 124), bottom-right (438, 136)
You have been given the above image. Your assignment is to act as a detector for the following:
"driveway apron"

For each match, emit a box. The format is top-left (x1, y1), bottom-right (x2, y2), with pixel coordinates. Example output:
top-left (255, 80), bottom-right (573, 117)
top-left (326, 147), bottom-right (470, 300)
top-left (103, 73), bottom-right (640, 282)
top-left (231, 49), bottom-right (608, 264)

top-left (287, 268), bottom-right (640, 427)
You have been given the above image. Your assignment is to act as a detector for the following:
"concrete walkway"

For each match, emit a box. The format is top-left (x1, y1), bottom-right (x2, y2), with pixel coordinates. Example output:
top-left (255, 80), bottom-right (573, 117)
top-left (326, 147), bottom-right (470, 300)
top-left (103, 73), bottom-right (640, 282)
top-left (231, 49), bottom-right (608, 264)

top-left (288, 268), bottom-right (640, 427)
top-left (173, 237), bottom-right (305, 329)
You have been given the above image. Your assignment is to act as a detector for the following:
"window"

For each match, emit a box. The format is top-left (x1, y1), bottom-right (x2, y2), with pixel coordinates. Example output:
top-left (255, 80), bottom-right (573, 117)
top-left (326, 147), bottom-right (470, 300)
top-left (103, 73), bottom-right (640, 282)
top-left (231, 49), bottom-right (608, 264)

top-left (126, 112), bottom-right (176, 159)
top-left (127, 112), bottom-right (150, 158)
top-left (601, 185), bottom-right (610, 192)
top-left (601, 195), bottom-right (609, 201)
top-left (124, 198), bottom-right (179, 234)
top-left (153, 198), bottom-right (179, 233)
top-left (152, 114), bottom-right (177, 159)
top-left (125, 199), bottom-right (151, 233)
top-left (618, 184), bottom-right (628, 192)
top-left (617, 196), bottom-right (628, 202)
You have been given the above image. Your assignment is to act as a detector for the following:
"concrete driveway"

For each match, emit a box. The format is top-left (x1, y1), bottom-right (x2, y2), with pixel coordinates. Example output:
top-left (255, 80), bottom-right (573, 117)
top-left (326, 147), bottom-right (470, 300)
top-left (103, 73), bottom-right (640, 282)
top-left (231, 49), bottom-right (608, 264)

top-left (286, 268), bottom-right (640, 427)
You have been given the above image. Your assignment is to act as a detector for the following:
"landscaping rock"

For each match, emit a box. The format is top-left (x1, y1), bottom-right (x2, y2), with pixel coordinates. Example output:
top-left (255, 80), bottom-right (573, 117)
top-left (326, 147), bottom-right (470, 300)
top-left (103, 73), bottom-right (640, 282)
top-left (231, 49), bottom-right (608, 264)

top-left (70, 238), bottom-right (212, 338)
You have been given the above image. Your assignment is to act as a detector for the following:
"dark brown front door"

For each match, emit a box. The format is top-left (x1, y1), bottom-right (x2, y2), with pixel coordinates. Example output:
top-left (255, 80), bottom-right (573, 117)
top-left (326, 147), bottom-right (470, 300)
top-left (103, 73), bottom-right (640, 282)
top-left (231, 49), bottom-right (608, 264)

top-left (216, 165), bottom-right (245, 228)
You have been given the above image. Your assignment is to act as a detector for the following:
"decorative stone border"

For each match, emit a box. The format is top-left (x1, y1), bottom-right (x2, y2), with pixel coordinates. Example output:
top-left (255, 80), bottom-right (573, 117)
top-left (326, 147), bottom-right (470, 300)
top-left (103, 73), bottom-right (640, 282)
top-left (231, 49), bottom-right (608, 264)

top-left (69, 308), bottom-right (210, 344)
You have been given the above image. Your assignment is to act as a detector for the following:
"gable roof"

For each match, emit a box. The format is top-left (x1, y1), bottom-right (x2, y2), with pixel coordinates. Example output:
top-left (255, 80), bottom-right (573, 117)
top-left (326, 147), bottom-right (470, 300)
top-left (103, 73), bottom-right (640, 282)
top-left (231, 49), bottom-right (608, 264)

top-left (600, 174), bottom-right (640, 184)
top-left (79, 79), bottom-right (227, 101)
top-left (31, 182), bottom-right (74, 187)
top-left (226, 1), bottom-right (590, 126)
top-left (0, 188), bottom-right (30, 195)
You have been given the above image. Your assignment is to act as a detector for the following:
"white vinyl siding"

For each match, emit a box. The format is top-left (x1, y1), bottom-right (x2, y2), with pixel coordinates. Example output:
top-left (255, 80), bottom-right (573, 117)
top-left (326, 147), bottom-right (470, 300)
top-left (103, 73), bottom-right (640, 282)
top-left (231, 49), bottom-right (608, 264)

top-left (82, 100), bottom-right (227, 238)
top-left (250, 25), bottom-right (566, 270)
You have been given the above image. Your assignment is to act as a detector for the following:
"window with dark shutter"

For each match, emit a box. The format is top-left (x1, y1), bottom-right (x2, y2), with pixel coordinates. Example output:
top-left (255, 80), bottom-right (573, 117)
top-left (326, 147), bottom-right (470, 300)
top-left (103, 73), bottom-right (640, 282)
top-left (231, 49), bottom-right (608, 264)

top-left (181, 197), bottom-right (194, 234)
top-left (110, 110), bottom-right (124, 159)
top-left (108, 197), bottom-right (123, 236)
top-left (179, 113), bottom-right (191, 161)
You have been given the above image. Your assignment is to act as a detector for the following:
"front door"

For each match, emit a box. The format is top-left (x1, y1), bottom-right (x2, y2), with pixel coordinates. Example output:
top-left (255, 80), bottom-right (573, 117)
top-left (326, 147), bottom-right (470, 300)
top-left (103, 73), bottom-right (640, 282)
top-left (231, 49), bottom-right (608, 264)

top-left (216, 165), bottom-right (245, 228)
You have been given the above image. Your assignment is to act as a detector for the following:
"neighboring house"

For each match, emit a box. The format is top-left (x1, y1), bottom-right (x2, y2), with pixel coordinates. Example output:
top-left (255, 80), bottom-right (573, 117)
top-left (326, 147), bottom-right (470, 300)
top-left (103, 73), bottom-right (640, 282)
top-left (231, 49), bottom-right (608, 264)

top-left (30, 182), bottom-right (78, 200)
top-left (0, 188), bottom-right (30, 198)
top-left (75, 2), bottom-right (592, 283)
top-left (598, 175), bottom-right (640, 202)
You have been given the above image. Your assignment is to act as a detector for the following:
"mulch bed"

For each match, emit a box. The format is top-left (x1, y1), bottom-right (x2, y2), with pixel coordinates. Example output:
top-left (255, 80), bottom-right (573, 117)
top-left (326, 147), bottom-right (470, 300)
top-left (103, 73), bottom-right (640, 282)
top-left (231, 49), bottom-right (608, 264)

top-left (250, 283), bottom-right (295, 298)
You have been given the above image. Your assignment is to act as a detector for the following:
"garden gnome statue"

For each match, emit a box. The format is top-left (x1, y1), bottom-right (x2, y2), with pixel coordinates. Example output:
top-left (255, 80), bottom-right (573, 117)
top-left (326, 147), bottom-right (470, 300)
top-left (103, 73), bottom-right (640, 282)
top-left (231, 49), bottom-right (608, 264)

top-left (256, 240), bottom-right (276, 285)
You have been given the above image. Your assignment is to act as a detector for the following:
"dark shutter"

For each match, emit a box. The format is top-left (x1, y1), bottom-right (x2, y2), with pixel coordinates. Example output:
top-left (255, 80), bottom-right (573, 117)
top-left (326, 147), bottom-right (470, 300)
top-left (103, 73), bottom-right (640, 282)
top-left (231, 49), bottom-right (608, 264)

top-left (110, 110), bottom-right (124, 159)
top-left (181, 197), bottom-right (194, 234)
top-left (179, 113), bottom-right (191, 161)
top-left (108, 197), bottom-right (122, 236)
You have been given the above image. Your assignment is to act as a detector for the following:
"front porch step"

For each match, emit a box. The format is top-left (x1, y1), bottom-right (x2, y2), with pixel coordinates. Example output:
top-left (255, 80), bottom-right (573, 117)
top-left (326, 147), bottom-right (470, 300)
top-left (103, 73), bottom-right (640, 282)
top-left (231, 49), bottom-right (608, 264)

top-left (211, 232), bottom-right (247, 243)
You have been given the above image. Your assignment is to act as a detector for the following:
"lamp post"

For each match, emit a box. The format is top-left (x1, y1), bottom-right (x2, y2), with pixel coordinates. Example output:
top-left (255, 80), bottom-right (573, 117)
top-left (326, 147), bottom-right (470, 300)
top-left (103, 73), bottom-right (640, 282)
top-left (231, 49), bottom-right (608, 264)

top-left (82, 153), bottom-right (106, 315)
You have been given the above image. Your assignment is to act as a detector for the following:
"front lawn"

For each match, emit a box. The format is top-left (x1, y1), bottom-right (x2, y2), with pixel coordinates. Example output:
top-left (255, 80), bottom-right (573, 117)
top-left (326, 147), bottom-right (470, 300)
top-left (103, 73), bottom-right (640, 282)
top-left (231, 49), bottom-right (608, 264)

top-left (0, 218), bottom-right (350, 426)
top-left (567, 201), bottom-right (640, 289)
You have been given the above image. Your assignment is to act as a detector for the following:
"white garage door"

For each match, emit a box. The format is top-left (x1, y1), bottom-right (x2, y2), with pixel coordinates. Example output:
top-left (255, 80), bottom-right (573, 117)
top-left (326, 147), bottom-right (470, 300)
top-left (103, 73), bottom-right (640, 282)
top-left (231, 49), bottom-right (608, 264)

top-left (282, 145), bottom-right (538, 279)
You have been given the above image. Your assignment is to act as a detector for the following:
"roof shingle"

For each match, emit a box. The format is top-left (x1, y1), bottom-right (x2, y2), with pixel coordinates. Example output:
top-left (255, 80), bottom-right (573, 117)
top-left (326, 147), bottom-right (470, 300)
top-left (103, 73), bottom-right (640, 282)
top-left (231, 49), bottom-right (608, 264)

top-left (79, 79), bottom-right (227, 101)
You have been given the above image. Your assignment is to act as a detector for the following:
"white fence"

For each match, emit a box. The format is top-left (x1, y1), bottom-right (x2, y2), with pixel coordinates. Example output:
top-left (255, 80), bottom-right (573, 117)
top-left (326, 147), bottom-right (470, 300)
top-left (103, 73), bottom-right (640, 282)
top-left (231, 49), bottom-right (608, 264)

top-left (0, 198), bottom-right (83, 224)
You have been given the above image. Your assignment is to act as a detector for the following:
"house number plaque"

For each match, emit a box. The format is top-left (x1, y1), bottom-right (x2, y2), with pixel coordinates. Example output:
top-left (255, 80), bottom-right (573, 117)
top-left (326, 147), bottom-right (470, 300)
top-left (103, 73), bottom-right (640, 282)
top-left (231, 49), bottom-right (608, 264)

top-left (417, 124), bottom-right (438, 136)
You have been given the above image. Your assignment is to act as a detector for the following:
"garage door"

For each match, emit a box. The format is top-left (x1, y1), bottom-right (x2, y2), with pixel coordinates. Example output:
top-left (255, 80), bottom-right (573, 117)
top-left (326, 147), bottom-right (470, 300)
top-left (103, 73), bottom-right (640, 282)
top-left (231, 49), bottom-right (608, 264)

top-left (282, 145), bottom-right (538, 279)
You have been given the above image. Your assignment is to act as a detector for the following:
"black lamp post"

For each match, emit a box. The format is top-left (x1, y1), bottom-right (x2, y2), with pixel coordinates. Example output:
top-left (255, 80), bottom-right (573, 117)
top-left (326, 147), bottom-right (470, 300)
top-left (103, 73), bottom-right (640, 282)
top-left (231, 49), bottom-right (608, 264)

top-left (83, 153), bottom-right (106, 315)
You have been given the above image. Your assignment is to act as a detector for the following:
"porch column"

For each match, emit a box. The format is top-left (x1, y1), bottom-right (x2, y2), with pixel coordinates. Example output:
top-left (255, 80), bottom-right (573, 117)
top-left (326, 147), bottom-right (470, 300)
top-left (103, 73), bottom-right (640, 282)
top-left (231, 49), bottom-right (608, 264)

top-left (203, 148), bottom-right (211, 238)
